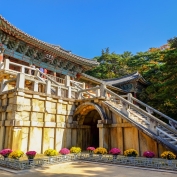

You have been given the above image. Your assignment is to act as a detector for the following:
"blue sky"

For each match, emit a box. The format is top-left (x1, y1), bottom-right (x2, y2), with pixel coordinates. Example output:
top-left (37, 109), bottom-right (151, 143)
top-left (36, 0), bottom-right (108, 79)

top-left (1, 0), bottom-right (177, 59)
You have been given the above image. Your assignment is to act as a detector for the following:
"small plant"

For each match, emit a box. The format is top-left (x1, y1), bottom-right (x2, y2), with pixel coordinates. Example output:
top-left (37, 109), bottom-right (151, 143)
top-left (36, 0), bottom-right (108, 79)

top-left (26, 151), bottom-right (37, 159)
top-left (44, 149), bottom-right (58, 156)
top-left (59, 148), bottom-right (70, 155)
top-left (0, 149), bottom-right (12, 158)
top-left (124, 149), bottom-right (138, 157)
top-left (94, 147), bottom-right (107, 154)
top-left (9, 150), bottom-right (24, 159)
top-left (109, 148), bottom-right (121, 155)
top-left (143, 151), bottom-right (155, 158)
top-left (161, 151), bottom-right (176, 160)
top-left (87, 147), bottom-right (95, 153)
top-left (70, 147), bottom-right (81, 154)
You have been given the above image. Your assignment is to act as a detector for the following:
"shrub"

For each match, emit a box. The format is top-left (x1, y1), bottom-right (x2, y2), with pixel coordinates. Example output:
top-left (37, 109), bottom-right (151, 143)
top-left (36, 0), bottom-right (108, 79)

top-left (70, 147), bottom-right (81, 153)
top-left (94, 147), bottom-right (107, 154)
top-left (44, 149), bottom-right (58, 156)
top-left (124, 149), bottom-right (138, 157)
top-left (161, 151), bottom-right (176, 160)
top-left (109, 148), bottom-right (121, 155)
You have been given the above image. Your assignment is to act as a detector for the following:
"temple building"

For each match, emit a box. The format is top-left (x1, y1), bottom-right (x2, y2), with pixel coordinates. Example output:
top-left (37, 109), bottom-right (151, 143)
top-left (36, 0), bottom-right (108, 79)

top-left (103, 72), bottom-right (149, 96)
top-left (0, 16), bottom-right (176, 156)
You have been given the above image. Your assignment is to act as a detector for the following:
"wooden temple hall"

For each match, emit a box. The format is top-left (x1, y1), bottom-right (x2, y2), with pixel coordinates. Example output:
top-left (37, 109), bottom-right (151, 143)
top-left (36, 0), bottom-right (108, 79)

top-left (0, 16), bottom-right (177, 156)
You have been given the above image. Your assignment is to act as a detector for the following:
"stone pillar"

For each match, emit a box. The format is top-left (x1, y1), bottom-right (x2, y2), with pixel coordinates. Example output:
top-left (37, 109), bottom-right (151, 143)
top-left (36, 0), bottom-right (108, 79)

top-left (98, 123), bottom-right (109, 149)
top-left (127, 93), bottom-right (133, 103)
top-left (65, 75), bottom-right (71, 98)
top-left (33, 81), bottom-right (39, 92)
top-left (45, 80), bottom-right (51, 95)
top-left (100, 84), bottom-right (107, 98)
top-left (16, 73), bottom-right (25, 89)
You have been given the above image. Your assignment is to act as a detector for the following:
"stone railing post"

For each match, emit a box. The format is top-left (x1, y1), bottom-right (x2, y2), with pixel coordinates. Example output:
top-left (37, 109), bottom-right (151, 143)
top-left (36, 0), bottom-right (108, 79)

top-left (4, 59), bottom-right (9, 70)
top-left (100, 84), bottom-right (107, 98)
top-left (45, 80), bottom-right (51, 95)
top-left (33, 80), bottom-right (39, 92)
top-left (127, 93), bottom-right (133, 103)
top-left (34, 68), bottom-right (40, 77)
top-left (96, 85), bottom-right (100, 97)
top-left (65, 75), bottom-right (70, 87)
top-left (82, 82), bottom-right (85, 89)
top-left (20, 66), bottom-right (25, 73)
top-left (16, 73), bottom-right (25, 89)
top-left (56, 86), bottom-right (61, 97)
top-left (65, 75), bottom-right (71, 98)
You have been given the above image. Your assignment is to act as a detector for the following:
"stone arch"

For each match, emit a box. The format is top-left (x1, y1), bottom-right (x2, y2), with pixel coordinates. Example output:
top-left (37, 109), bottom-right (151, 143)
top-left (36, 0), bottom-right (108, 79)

top-left (73, 102), bottom-right (107, 125)
top-left (73, 102), bottom-right (107, 148)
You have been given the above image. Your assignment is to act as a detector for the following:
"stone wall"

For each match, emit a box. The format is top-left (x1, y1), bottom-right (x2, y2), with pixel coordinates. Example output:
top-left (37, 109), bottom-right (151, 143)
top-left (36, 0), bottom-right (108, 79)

top-left (0, 89), bottom-right (77, 153)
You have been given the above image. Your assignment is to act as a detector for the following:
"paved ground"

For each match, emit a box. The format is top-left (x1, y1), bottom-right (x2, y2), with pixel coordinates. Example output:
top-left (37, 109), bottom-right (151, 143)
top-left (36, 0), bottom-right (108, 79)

top-left (0, 162), bottom-right (177, 177)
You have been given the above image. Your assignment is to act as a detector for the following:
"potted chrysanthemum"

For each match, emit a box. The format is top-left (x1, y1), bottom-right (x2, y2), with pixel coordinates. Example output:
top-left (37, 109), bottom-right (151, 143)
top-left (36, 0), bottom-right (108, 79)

top-left (0, 149), bottom-right (13, 160)
top-left (124, 149), bottom-right (138, 157)
top-left (87, 147), bottom-right (95, 157)
top-left (59, 148), bottom-right (70, 159)
top-left (9, 150), bottom-right (24, 160)
top-left (44, 149), bottom-right (58, 162)
top-left (94, 147), bottom-right (107, 160)
top-left (161, 151), bottom-right (176, 160)
top-left (70, 147), bottom-right (81, 159)
top-left (143, 151), bottom-right (155, 158)
top-left (109, 148), bottom-right (121, 160)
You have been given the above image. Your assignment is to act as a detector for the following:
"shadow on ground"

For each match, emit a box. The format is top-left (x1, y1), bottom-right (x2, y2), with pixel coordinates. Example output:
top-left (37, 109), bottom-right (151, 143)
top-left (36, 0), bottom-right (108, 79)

top-left (0, 162), bottom-right (177, 177)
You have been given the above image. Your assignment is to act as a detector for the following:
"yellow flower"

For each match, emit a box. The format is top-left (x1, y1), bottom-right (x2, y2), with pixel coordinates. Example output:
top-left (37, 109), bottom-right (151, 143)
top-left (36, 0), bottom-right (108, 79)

top-left (44, 149), bottom-right (58, 156)
top-left (9, 150), bottom-right (24, 159)
top-left (124, 149), bottom-right (138, 157)
top-left (161, 151), bottom-right (176, 160)
top-left (70, 147), bottom-right (81, 153)
top-left (94, 147), bottom-right (107, 154)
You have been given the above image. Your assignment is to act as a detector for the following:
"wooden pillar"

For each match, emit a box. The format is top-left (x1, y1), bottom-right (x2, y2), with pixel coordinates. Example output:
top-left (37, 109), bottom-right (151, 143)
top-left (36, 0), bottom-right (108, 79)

top-left (0, 44), bottom-right (5, 63)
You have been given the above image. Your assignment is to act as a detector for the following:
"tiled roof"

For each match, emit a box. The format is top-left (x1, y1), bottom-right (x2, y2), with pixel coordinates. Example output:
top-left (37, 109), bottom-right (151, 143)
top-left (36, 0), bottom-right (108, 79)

top-left (0, 15), bottom-right (99, 69)
top-left (81, 73), bottom-right (126, 94)
top-left (103, 72), bottom-right (149, 86)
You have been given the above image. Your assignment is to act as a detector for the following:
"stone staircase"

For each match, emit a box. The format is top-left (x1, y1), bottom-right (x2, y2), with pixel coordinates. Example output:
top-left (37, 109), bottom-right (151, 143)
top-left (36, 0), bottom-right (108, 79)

top-left (102, 95), bottom-right (177, 153)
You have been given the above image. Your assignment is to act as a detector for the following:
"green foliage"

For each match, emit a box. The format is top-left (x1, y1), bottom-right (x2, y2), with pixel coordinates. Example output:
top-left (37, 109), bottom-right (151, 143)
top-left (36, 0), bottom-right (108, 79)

top-left (86, 39), bottom-right (177, 120)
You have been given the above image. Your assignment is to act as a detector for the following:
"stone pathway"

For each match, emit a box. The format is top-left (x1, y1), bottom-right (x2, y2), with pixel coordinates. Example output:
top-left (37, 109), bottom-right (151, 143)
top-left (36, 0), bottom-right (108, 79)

top-left (0, 162), bottom-right (177, 177)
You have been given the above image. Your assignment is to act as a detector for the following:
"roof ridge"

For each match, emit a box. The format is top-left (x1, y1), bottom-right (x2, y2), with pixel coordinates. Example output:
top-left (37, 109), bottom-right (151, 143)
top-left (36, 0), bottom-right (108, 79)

top-left (0, 15), bottom-right (99, 66)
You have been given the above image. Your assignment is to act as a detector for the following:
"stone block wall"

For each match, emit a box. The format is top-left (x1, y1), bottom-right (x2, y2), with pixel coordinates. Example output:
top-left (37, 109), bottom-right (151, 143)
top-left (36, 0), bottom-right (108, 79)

top-left (0, 89), bottom-right (77, 153)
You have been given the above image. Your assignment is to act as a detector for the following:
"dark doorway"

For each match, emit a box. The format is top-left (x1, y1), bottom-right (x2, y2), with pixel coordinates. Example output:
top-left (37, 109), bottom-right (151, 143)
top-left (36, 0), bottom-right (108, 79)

top-left (83, 110), bottom-right (100, 148)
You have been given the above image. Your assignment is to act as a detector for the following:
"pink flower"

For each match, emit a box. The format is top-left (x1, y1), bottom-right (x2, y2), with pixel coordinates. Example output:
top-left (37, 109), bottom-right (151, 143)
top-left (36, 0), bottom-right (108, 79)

top-left (109, 148), bottom-right (121, 155)
top-left (26, 151), bottom-right (37, 156)
top-left (87, 147), bottom-right (95, 151)
top-left (0, 149), bottom-right (12, 157)
top-left (143, 151), bottom-right (155, 158)
top-left (59, 148), bottom-right (70, 155)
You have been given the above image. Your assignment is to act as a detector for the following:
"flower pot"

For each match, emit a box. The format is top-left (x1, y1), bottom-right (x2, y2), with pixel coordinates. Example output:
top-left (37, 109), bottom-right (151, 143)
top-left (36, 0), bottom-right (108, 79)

top-left (98, 154), bottom-right (103, 160)
top-left (89, 153), bottom-right (93, 158)
top-left (28, 159), bottom-right (34, 165)
top-left (113, 154), bottom-right (118, 161)
top-left (49, 156), bottom-right (54, 162)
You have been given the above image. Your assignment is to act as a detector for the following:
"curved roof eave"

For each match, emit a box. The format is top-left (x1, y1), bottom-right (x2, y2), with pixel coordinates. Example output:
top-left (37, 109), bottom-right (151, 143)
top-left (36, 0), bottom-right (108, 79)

top-left (0, 15), bottom-right (99, 69)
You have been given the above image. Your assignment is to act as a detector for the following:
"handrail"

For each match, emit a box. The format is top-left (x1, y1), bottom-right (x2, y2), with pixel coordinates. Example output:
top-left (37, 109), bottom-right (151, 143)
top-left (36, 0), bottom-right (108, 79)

top-left (156, 127), bottom-right (177, 141)
top-left (105, 88), bottom-right (177, 135)
top-left (131, 96), bottom-right (177, 125)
